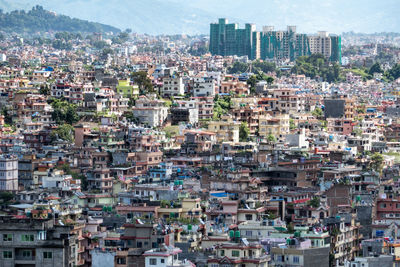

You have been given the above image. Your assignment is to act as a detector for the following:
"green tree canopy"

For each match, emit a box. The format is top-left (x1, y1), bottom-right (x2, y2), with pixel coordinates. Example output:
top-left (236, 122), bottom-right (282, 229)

top-left (308, 197), bottom-right (320, 208)
top-left (246, 75), bottom-right (257, 93)
top-left (312, 107), bottom-right (323, 118)
top-left (131, 71), bottom-right (153, 94)
top-left (239, 122), bottom-right (250, 142)
top-left (51, 124), bottom-right (74, 142)
top-left (291, 54), bottom-right (341, 83)
top-left (267, 134), bottom-right (276, 143)
top-left (368, 62), bottom-right (383, 75)
top-left (370, 153), bottom-right (384, 173)
top-left (50, 99), bottom-right (80, 125)
top-left (0, 191), bottom-right (13, 203)
top-left (386, 64), bottom-right (400, 81)
top-left (0, 6), bottom-right (120, 34)
top-left (213, 95), bottom-right (231, 119)
top-left (266, 76), bottom-right (274, 85)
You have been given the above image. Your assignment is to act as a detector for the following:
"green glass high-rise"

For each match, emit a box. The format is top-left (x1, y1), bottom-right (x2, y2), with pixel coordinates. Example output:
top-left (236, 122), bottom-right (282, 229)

top-left (210, 19), bottom-right (341, 63)
top-left (330, 35), bottom-right (342, 64)
top-left (209, 18), bottom-right (257, 59)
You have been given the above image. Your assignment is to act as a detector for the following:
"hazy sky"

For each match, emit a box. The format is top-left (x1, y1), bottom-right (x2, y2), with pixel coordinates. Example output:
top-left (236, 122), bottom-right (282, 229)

top-left (1, 0), bottom-right (398, 34)
top-left (186, 0), bottom-right (400, 33)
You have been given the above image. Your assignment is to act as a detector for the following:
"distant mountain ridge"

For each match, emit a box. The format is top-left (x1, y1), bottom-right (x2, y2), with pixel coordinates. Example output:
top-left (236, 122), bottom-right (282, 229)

top-left (0, 0), bottom-right (219, 35)
top-left (0, 5), bottom-right (120, 34)
top-left (0, 0), bottom-right (398, 35)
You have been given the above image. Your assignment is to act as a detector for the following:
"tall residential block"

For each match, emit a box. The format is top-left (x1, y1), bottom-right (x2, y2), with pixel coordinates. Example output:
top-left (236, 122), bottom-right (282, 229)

top-left (0, 155), bottom-right (18, 191)
top-left (210, 19), bottom-right (341, 63)
top-left (209, 18), bottom-right (258, 59)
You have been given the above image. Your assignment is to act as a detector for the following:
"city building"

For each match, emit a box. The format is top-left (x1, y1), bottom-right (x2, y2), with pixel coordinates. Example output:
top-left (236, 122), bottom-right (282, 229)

top-left (0, 155), bottom-right (18, 191)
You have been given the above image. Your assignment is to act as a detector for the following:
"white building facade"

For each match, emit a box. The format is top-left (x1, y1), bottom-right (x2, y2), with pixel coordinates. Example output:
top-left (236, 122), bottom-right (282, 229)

top-left (0, 155), bottom-right (18, 191)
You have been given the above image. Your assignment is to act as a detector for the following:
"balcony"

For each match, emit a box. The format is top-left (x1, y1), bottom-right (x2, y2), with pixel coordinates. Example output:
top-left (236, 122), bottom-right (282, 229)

top-left (15, 255), bottom-right (36, 264)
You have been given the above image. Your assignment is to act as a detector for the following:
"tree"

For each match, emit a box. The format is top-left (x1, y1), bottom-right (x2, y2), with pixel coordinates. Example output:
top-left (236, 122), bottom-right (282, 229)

top-left (308, 197), bottom-right (320, 208)
top-left (312, 107), bottom-right (323, 118)
top-left (386, 64), bottom-right (400, 81)
top-left (52, 39), bottom-right (72, 50)
top-left (1, 107), bottom-right (13, 125)
top-left (368, 62), bottom-right (383, 75)
top-left (102, 47), bottom-right (113, 56)
top-left (39, 84), bottom-right (50, 95)
top-left (93, 41), bottom-right (109, 49)
top-left (291, 54), bottom-right (341, 83)
top-left (289, 119), bottom-right (296, 130)
top-left (131, 71), bottom-right (153, 94)
top-left (246, 75), bottom-right (257, 94)
top-left (253, 61), bottom-right (277, 73)
top-left (266, 76), bottom-right (274, 86)
top-left (213, 95), bottom-right (231, 119)
top-left (51, 124), bottom-right (74, 142)
top-left (0, 191), bottom-right (13, 203)
top-left (50, 99), bottom-right (79, 125)
top-left (370, 153), bottom-right (384, 173)
top-left (228, 62), bottom-right (248, 74)
top-left (239, 122), bottom-right (249, 142)
top-left (266, 134), bottom-right (276, 143)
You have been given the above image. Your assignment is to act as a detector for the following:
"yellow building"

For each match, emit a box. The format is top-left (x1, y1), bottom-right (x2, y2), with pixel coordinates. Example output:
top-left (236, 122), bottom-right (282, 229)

top-left (388, 242), bottom-right (400, 263)
top-left (157, 207), bottom-right (183, 220)
top-left (181, 198), bottom-right (202, 218)
top-left (258, 114), bottom-right (290, 141)
top-left (116, 79), bottom-right (139, 98)
top-left (208, 115), bottom-right (241, 143)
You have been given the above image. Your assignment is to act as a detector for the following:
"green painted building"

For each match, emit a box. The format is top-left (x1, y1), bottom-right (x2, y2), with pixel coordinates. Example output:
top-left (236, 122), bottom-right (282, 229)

top-left (116, 79), bottom-right (139, 98)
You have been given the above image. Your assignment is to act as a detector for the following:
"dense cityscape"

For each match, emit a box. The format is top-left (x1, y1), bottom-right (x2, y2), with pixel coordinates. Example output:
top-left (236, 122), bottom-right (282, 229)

top-left (0, 4), bottom-right (400, 267)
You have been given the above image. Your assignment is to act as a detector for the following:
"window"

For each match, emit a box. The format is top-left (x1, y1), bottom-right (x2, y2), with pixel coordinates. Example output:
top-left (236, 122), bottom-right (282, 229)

top-left (149, 258), bottom-right (157, 265)
top-left (293, 256), bottom-right (300, 263)
top-left (37, 231), bottom-right (46, 240)
top-left (220, 250), bottom-right (225, 256)
top-left (21, 234), bottom-right (34, 242)
top-left (43, 251), bottom-right (53, 259)
top-left (23, 250), bottom-right (32, 258)
top-left (3, 234), bottom-right (12, 241)
top-left (245, 214), bottom-right (253, 220)
top-left (276, 255), bottom-right (284, 262)
top-left (3, 251), bottom-right (12, 259)
top-left (245, 231), bottom-right (252, 237)
top-left (116, 257), bottom-right (126, 264)
top-left (232, 250), bottom-right (240, 257)
top-left (161, 259), bottom-right (165, 263)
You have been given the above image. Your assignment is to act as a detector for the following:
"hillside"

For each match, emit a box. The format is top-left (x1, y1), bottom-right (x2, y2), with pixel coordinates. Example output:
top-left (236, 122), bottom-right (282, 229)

top-left (0, 0), bottom-right (221, 35)
top-left (0, 5), bottom-right (120, 34)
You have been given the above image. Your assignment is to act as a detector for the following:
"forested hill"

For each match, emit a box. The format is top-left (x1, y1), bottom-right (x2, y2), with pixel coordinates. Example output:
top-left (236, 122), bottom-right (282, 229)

top-left (0, 5), bottom-right (120, 33)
